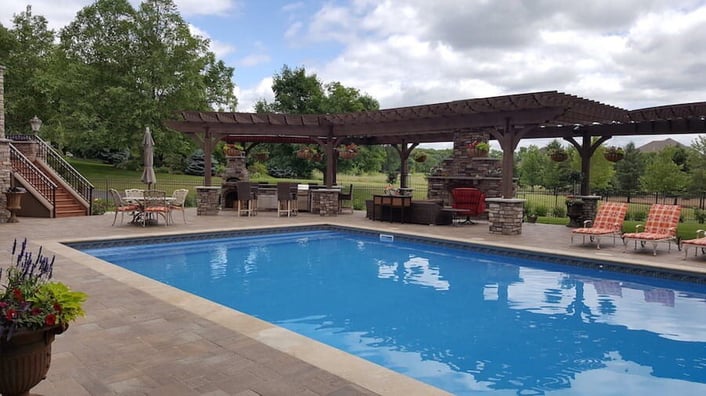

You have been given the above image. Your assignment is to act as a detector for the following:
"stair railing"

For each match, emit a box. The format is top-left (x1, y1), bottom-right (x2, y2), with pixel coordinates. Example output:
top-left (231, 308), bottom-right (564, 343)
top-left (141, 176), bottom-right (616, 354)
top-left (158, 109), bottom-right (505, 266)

top-left (9, 135), bottom-right (95, 215)
top-left (9, 144), bottom-right (58, 218)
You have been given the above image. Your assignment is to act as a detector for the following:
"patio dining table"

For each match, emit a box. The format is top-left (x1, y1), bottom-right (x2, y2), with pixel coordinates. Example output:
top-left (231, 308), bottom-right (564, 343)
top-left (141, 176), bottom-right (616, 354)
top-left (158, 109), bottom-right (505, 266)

top-left (125, 196), bottom-right (176, 226)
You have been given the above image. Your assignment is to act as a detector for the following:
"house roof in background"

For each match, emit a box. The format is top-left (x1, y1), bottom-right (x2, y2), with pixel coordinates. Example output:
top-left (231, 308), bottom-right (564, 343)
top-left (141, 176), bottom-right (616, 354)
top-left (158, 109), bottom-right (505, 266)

top-left (637, 138), bottom-right (687, 152)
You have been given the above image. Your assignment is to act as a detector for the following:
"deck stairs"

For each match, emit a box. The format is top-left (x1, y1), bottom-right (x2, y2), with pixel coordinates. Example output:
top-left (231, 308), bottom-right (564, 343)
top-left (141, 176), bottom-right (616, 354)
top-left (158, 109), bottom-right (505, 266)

top-left (9, 135), bottom-right (93, 218)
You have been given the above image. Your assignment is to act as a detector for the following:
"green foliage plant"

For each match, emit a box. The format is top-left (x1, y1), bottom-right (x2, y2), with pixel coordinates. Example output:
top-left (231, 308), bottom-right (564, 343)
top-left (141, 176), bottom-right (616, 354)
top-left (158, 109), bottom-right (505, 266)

top-left (534, 205), bottom-right (549, 216)
top-left (552, 206), bottom-right (566, 217)
top-left (0, 239), bottom-right (87, 340)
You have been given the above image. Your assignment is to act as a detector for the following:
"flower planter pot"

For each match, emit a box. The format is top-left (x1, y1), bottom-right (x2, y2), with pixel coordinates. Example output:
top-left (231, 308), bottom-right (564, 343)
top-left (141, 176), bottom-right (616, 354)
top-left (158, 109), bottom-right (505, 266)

top-left (604, 152), bottom-right (624, 162)
top-left (225, 148), bottom-right (242, 157)
top-left (4, 191), bottom-right (24, 223)
top-left (339, 151), bottom-right (357, 160)
top-left (0, 326), bottom-right (64, 396)
top-left (467, 148), bottom-right (488, 157)
top-left (296, 149), bottom-right (314, 160)
top-left (550, 152), bottom-right (568, 162)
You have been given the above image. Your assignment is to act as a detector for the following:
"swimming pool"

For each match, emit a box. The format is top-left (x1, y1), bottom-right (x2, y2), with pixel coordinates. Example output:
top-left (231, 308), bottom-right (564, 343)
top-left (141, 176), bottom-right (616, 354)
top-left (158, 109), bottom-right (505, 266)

top-left (75, 228), bottom-right (706, 395)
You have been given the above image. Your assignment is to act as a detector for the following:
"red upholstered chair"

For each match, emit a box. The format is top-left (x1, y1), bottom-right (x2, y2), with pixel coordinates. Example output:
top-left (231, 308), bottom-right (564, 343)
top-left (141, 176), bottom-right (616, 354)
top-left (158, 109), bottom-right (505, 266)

top-left (451, 188), bottom-right (486, 224)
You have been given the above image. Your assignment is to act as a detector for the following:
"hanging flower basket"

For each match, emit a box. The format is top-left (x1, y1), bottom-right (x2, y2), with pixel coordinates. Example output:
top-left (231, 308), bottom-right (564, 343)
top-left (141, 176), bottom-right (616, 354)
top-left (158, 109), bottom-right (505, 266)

top-left (414, 153), bottom-right (427, 162)
top-left (604, 146), bottom-right (624, 162)
top-left (339, 150), bottom-right (357, 160)
top-left (311, 152), bottom-right (323, 162)
top-left (296, 147), bottom-right (314, 160)
top-left (337, 143), bottom-right (359, 160)
top-left (549, 149), bottom-right (568, 162)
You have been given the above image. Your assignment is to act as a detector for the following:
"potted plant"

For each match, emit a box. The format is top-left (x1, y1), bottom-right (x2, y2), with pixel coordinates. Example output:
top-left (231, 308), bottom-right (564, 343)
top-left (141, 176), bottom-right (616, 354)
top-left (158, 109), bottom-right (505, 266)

top-left (337, 143), bottom-right (359, 160)
top-left (4, 186), bottom-right (26, 223)
top-left (565, 196), bottom-right (584, 227)
top-left (549, 147), bottom-right (568, 162)
top-left (0, 238), bottom-right (87, 395)
top-left (223, 143), bottom-right (243, 156)
top-left (604, 146), bottom-right (624, 162)
top-left (467, 141), bottom-right (490, 157)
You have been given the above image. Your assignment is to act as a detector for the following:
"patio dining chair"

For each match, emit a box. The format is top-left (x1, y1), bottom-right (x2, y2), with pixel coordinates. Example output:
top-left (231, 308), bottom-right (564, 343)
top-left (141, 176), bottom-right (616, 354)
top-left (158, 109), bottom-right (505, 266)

top-left (570, 202), bottom-right (628, 249)
top-left (109, 188), bottom-right (139, 226)
top-left (622, 204), bottom-right (681, 256)
top-left (338, 184), bottom-right (353, 213)
top-left (141, 190), bottom-right (170, 226)
top-left (169, 189), bottom-right (189, 224)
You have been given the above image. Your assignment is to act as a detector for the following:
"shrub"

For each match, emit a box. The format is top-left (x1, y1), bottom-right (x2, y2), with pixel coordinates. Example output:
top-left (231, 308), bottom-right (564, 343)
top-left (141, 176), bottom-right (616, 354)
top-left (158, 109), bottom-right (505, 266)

top-left (695, 209), bottom-right (706, 224)
top-left (552, 206), bottom-right (566, 217)
top-left (91, 198), bottom-right (112, 215)
top-left (630, 210), bottom-right (647, 221)
top-left (534, 205), bottom-right (548, 216)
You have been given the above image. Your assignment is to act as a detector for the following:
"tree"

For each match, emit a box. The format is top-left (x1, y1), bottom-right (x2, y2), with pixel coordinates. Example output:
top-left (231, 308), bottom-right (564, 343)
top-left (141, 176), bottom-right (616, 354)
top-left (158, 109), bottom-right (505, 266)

top-left (541, 140), bottom-right (574, 193)
top-left (254, 65), bottom-right (382, 178)
top-left (686, 136), bottom-right (706, 201)
top-left (517, 145), bottom-right (547, 190)
top-left (0, 6), bottom-right (56, 134)
top-left (613, 142), bottom-right (644, 200)
top-left (640, 147), bottom-right (689, 200)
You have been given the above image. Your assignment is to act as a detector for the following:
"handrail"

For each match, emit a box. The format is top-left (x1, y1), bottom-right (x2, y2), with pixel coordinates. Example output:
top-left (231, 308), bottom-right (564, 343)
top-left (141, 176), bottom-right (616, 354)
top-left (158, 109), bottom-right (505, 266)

top-left (9, 144), bottom-right (58, 218)
top-left (9, 134), bottom-right (95, 214)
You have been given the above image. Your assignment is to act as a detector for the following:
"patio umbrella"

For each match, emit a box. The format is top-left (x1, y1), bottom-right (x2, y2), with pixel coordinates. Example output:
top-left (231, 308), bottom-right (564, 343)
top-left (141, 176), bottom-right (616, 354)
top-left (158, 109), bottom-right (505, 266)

top-left (141, 127), bottom-right (157, 190)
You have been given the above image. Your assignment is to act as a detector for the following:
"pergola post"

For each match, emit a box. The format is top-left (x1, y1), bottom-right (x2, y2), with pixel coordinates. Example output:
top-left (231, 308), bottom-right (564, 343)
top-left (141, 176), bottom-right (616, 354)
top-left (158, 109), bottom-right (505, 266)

top-left (392, 142), bottom-right (419, 189)
top-left (489, 122), bottom-right (534, 198)
top-left (565, 131), bottom-right (611, 196)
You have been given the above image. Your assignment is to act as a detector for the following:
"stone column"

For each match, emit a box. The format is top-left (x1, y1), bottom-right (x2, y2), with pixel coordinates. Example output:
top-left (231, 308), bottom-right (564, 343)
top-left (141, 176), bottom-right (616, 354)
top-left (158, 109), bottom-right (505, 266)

top-left (486, 198), bottom-right (525, 235)
top-left (195, 186), bottom-right (221, 215)
top-left (310, 189), bottom-right (339, 216)
top-left (0, 65), bottom-right (11, 223)
top-left (578, 195), bottom-right (601, 223)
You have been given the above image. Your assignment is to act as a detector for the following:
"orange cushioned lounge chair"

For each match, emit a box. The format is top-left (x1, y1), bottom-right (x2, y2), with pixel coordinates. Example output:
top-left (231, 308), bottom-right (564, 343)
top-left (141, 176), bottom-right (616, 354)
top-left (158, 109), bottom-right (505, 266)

top-left (622, 204), bottom-right (681, 256)
top-left (571, 202), bottom-right (628, 249)
top-left (680, 230), bottom-right (706, 259)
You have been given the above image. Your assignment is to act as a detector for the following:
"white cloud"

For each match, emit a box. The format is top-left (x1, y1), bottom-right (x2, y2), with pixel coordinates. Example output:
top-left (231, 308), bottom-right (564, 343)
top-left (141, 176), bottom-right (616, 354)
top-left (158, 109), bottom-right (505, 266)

top-left (175, 0), bottom-right (236, 16)
top-left (236, 77), bottom-right (274, 112)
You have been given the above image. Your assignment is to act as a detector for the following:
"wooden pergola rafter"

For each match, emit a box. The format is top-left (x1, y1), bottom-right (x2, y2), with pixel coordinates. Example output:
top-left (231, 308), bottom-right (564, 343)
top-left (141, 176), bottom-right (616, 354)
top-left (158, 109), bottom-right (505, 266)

top-left (164, 91), bottom-right (706, 196)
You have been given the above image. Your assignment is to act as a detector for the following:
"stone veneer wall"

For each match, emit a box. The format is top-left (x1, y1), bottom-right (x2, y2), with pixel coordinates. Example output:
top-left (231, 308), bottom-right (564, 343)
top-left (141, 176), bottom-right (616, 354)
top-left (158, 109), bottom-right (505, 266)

top-left (0, 65), bottom-right (10, 223)
top-left (426, 130), bottom-right (506, 205)
top-left (486, 198), bottom-right (525, 235)
top-left (196, 186), bottom-right (220, 215)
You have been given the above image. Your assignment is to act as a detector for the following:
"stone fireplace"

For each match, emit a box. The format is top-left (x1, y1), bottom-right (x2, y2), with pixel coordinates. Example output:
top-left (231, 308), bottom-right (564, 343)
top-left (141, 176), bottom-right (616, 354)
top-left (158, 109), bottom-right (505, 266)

top-left (426, 130), bottom-right (508, 206)
top-left (221, 154), bottom-right (248, 209)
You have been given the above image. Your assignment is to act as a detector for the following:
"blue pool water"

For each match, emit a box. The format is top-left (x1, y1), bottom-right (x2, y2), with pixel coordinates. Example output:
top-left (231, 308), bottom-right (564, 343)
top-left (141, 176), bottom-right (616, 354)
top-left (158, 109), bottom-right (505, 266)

top-left (80, 229), bottom-right (706, 395)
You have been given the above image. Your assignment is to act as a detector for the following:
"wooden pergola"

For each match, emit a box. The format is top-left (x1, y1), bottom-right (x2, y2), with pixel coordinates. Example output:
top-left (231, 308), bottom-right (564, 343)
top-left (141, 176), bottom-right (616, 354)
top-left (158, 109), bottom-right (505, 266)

top-left (165, 91), bottom-right (706, 198)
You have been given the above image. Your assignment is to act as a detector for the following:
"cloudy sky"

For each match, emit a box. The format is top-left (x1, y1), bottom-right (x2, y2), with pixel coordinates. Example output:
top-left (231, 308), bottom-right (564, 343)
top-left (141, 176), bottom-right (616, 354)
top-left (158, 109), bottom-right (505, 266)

top-left (2, 0), bottom-right (706, 148)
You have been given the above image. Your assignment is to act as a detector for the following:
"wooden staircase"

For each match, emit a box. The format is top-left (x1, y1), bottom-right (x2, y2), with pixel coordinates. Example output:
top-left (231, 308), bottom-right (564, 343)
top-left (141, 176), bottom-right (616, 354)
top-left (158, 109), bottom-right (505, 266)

top-left (53, 181), bottom-right (89, 218)
top-left (9, 135), bottom-right (93, 218)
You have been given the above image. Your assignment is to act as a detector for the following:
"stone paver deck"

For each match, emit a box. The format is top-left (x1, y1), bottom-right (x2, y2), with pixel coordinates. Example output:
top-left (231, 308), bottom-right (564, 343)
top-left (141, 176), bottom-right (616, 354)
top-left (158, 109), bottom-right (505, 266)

top-left (2, 208), bottom-right (705, 395)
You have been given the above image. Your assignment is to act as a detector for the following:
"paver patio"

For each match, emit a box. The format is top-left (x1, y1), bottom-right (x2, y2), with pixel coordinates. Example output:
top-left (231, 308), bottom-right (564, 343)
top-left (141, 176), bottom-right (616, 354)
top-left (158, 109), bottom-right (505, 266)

top-left (2, 208), bottom-right (705, 395)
